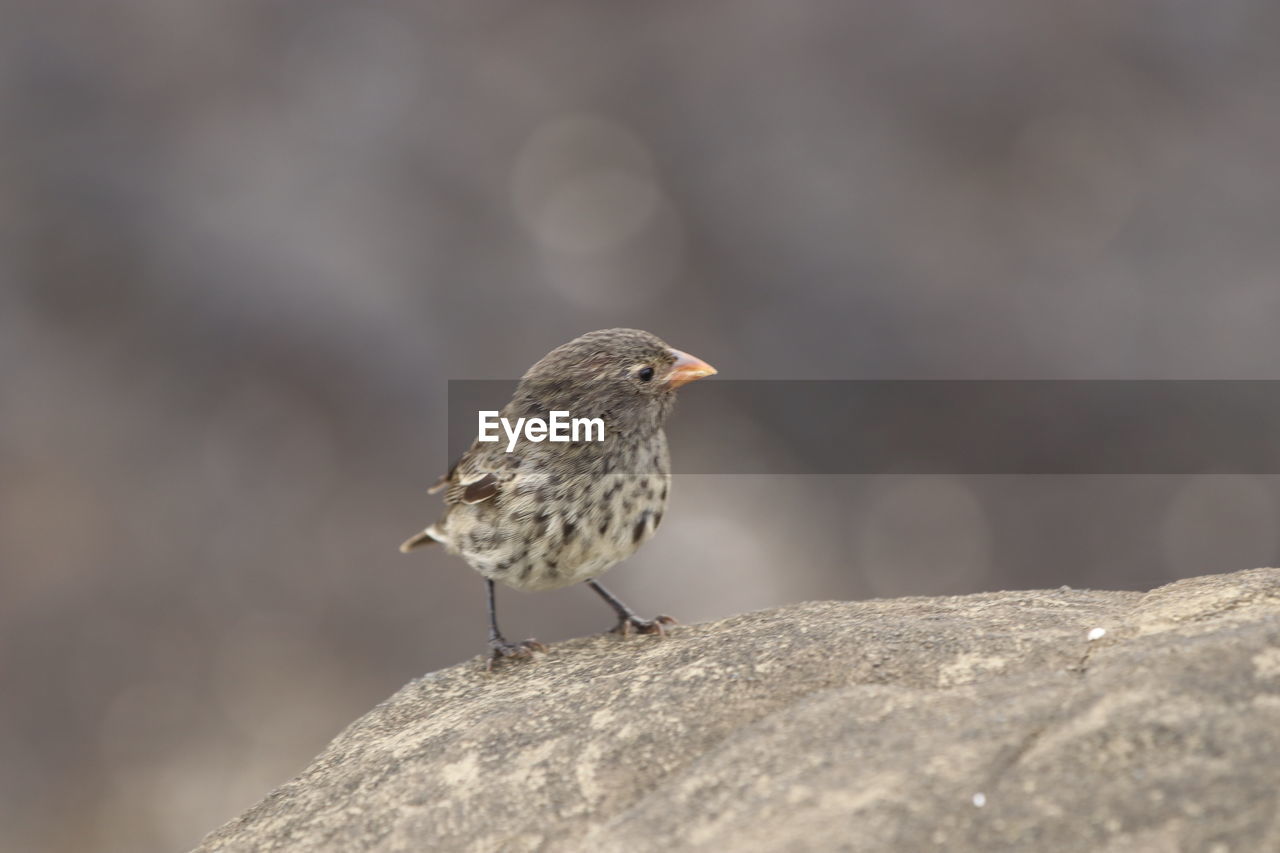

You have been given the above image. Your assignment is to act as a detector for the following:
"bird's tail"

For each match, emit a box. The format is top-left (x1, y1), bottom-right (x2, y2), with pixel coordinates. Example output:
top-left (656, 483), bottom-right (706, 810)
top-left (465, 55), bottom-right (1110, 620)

top-left (398, 524), bottom-right (445, 553)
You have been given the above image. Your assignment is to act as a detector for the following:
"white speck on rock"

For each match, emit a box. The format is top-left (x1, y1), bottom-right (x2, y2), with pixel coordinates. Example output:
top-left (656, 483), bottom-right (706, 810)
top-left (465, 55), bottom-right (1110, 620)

top-left (1088, 627), bottom-right (1107, 641)
top-left (972, 792), bottom-right (986, 808)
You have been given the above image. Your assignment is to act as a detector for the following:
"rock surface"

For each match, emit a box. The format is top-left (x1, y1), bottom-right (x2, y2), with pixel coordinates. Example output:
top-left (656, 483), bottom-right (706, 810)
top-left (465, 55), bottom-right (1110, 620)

top-left (195, 569), bottom-right (1280, 852)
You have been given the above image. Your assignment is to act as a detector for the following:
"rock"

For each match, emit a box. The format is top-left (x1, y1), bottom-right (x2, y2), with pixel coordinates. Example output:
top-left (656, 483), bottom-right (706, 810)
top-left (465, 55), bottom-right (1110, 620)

top-left (194, 569), bottom-right (1280, 852)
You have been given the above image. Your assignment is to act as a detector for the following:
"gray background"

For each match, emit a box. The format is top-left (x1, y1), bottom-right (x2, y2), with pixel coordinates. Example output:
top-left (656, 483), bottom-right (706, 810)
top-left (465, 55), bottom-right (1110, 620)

top-left (4, 2), bottom-right (1280, 851)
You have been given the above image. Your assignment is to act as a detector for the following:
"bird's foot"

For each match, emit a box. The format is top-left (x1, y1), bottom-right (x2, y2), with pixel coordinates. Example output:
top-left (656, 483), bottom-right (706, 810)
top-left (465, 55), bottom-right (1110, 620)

top-left (486, 637), bottom-right (546, 670)
top-left (611, 614), bottom-right (678, 637)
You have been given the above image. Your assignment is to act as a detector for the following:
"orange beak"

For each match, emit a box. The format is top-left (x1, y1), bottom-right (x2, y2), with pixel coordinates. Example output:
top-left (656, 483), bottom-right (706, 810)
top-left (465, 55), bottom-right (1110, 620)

top-left (664, 347), bottom-right (717, 388)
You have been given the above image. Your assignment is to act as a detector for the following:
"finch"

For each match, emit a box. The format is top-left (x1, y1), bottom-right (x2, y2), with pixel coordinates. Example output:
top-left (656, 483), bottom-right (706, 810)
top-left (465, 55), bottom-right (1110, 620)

top-left (399, 328), bottom-right (717, 668)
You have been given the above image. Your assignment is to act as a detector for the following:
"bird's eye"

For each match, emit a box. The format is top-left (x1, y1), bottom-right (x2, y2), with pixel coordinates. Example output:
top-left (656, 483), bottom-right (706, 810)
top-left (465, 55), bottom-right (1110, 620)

top-left (637, 366), bottom-right (655, 382)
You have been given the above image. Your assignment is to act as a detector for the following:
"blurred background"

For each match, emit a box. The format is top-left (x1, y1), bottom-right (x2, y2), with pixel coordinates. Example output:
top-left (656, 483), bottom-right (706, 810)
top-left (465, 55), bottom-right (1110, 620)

top-left (4, 2), bottom-right (1280, 851)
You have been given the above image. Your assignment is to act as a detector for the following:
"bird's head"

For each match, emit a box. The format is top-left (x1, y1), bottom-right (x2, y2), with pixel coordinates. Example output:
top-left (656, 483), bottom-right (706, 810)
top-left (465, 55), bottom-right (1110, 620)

top-left (513, 328), bottom-right (716, 433)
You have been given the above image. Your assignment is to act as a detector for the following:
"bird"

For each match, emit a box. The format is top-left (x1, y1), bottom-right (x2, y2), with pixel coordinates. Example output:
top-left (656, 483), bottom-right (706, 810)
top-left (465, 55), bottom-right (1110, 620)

top-left (399, 328), bottom-right (717, 668)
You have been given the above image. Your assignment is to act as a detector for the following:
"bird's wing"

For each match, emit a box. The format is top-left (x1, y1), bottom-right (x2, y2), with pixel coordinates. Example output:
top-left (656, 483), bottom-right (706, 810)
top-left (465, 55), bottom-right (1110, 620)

top-left (436, 442), bottom-right (515, 507)
top-left (399, 444), bottom-right (511, 553)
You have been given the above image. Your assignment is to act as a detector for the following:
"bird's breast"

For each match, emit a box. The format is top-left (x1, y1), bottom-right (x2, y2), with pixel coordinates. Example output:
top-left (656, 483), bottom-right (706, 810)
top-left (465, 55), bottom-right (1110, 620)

top-left (455, 447), bottom-right (670, 591)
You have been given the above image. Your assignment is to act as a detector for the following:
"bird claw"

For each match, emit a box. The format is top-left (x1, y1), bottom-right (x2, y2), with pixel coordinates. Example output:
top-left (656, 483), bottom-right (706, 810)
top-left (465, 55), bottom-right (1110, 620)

top-left (486, 638), bottom-right (546, 670)
top-left (611, 614), bottom-right (678, 637)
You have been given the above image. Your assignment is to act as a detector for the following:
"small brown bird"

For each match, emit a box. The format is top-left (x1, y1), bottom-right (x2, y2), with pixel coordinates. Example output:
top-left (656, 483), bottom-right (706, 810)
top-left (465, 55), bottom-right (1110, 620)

top-left (400, 328), bottom-right (716, 668)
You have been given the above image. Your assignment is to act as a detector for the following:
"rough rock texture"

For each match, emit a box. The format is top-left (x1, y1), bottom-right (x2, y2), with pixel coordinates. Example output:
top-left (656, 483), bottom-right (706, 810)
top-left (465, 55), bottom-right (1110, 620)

top-left (195, 569), bottom-right (1280, 852)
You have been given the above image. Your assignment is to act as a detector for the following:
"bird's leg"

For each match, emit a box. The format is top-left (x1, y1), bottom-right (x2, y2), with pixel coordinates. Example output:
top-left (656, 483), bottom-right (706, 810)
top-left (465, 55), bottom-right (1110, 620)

top-left (586, 580), bottom-right (677, 637)
top-left (486, 579), bottom-right (545, 670)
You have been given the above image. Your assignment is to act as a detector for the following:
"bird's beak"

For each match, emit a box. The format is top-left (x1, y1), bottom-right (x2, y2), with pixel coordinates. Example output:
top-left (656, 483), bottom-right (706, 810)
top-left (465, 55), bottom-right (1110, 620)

top-left (664, 348), bottom-right (717, 388)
